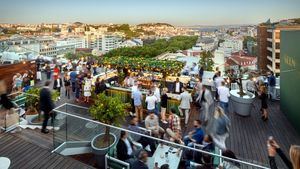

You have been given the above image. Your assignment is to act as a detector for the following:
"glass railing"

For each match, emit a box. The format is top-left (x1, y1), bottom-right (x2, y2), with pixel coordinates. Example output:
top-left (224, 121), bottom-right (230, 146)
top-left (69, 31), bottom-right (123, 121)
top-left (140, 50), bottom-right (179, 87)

top-left (52, 103), bottom-right (270, 169)
top-left (0, 92), bottom-right (29, 132)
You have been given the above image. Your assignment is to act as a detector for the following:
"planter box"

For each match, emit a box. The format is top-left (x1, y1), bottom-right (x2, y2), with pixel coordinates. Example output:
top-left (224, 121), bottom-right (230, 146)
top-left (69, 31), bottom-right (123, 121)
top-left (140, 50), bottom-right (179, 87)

top-left (91, 133), bottom-right (117, 155)
top-left (91, 133), bottom-right (117, 169)
top-left (230, 90), bottom-right (255, 116)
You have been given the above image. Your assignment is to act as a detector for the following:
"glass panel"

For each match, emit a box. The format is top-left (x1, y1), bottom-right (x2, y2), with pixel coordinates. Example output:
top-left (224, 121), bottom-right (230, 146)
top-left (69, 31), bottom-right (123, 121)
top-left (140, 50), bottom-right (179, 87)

top-left (52, 104), bottom-right (269, 169)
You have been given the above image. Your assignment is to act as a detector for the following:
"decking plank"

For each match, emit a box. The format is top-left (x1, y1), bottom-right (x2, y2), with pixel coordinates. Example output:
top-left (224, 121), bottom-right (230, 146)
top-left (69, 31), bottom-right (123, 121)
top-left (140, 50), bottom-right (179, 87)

top-left (0, 134), bottom-right (95, 169)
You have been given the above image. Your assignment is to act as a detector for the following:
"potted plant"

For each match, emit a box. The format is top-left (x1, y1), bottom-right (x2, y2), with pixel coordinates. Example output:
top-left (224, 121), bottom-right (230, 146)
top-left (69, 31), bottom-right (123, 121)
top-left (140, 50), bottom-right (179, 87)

top-left (25, 87), bottom-right (59, 125)
top-left (229, 68), bottom-right (255, 116)
top-left (25, 88), bottom-right (40, 122)
top-left (89, 93), bottom-right (127, 168)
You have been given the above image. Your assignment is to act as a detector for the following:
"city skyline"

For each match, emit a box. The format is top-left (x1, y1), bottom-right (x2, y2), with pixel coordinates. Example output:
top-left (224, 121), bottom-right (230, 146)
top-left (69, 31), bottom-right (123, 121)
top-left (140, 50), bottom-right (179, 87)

top-left (1, 0), bottom-right (300, 26)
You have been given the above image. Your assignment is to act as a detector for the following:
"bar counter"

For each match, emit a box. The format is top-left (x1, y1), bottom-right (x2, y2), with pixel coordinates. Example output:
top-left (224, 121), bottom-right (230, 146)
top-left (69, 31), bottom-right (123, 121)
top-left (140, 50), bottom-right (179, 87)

top-left (106, 86), bottom-right (181, 114)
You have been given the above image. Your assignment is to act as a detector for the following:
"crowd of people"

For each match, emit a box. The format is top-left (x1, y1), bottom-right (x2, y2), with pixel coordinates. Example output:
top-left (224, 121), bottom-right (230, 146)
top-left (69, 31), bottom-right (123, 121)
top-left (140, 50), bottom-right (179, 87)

top-left (2, 59), bottom-right (300, 169)
top-left (11, 70), bottom-right (35, 93)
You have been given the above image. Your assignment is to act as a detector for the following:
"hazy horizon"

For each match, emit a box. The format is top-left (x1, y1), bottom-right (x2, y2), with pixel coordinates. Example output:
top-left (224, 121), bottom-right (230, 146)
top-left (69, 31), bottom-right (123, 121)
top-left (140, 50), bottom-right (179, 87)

top-left (1, 0), bottom-right (300, 26)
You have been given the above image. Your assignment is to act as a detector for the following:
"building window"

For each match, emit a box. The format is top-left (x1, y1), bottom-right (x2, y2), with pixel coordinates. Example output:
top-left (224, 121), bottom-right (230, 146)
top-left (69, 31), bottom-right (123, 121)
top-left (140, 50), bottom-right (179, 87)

top-left (275, 32), bottom-right (280, 39)
top-left (276, 53), bottom-right (280, 59)
top-left (275, 43), bottom-right (280, 50)
top-left (267, 41), bottom-right (272, 48)
top-left (276, 63), bottom-right (280, 69)
top-left (268, 32), bottom-right (272, 38)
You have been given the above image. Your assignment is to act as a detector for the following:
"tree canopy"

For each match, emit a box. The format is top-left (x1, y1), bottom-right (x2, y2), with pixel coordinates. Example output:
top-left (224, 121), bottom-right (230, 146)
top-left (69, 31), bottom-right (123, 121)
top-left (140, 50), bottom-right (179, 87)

top-left (199, 51), bottom-right (214, 71)
top-left (103, 36), bottom-right (198, 58)
top-left (102, 56), bottom-right (184, 74)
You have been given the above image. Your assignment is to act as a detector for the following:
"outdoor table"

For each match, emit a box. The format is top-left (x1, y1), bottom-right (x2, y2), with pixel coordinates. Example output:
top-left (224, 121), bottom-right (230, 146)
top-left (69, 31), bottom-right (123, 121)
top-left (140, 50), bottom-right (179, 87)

top-left (147, 144), bottom-right (182, 169)
top-left (0, 157), bottom-right (11, 169)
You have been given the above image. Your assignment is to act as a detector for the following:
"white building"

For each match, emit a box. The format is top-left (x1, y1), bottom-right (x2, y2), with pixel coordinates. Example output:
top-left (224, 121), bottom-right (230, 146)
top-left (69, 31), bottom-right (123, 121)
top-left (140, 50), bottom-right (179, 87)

top-left (213, 49), bottom-right (225, 73)
top-left (84, 32), bottom-right (122, 53)
top-left (74, 27), bottom-right (85, 33)
top-left (56, 37), bottom-right (85, 55)
top-left (218, 38), bottom-right (243, 57)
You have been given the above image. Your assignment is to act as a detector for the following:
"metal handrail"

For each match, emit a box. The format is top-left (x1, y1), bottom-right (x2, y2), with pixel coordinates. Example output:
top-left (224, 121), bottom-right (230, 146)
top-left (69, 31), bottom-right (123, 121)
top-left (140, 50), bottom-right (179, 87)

top-left (53, 103), bottom-right (270, 169)
top-left (105, 154), bottom-right (130, 169)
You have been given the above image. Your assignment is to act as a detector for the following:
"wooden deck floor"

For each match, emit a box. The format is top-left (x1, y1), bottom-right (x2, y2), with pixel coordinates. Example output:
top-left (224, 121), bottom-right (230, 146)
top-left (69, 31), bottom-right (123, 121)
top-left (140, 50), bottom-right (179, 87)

top-left (0, 134), bottom-right (95, 169)
top-left (225, 99), bottom-right (300, 169)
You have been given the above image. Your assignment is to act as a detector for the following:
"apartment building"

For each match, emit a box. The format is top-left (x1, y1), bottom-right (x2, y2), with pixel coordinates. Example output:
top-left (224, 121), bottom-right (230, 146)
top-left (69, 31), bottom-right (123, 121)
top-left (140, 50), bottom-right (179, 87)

top-left (84, 32), bottom-right (122, 53)
top-left (56, 37), bottom-right (85, 55)
top-left (257, 20), bottom-right (300, 74)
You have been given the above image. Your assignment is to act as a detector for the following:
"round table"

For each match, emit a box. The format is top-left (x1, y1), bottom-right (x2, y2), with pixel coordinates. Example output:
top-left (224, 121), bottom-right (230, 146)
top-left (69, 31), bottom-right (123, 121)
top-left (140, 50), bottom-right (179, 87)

top-left (0, 157), bottom-right (11, 169)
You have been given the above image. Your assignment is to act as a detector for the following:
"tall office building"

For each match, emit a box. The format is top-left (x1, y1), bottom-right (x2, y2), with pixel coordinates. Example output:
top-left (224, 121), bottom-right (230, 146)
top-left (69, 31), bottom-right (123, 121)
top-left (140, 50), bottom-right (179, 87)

top-left (257, 19), bottom-right (300, 75)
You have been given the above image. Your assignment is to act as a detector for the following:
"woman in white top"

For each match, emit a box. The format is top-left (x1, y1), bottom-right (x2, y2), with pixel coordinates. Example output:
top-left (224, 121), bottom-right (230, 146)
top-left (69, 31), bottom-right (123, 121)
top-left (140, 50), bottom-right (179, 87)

top-left (83, 76), bottom-right (92, 103)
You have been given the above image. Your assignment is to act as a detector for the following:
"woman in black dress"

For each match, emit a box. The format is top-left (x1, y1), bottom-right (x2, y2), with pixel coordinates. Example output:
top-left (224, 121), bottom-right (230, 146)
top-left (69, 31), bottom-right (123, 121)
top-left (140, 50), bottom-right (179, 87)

top-left (258, 85), bottom-right (268, 121)
top-left (95, 77), bottom-right (107, 95)
top-left (64, 73), bottom-right (71, 99)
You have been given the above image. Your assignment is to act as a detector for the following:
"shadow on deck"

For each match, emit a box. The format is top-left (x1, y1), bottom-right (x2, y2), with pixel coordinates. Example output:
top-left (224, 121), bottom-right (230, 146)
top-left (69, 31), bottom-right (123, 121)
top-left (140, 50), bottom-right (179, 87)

top-left (0, 133), bottom-right (95, 169)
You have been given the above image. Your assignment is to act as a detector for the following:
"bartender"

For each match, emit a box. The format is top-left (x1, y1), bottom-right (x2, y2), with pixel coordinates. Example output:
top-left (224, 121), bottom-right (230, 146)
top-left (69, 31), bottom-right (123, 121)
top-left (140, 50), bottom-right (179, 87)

top-left (173, 78), bottom-right (183, 94)
top-left (125, 73), bottom-right (135, 87)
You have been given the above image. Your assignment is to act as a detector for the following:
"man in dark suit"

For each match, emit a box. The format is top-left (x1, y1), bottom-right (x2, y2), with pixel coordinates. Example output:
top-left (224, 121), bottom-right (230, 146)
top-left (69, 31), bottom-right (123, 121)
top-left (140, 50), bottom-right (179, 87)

top-left (53, 76), bottom-right (63, 100)
top-left (40, 81), bottom-right (55, 134)
top-left (173, 78), bottom-right (183, 94)
top-left (131, 150), bottom-right (149, 169)
top-left (116, 131), bottom-right (140, 165)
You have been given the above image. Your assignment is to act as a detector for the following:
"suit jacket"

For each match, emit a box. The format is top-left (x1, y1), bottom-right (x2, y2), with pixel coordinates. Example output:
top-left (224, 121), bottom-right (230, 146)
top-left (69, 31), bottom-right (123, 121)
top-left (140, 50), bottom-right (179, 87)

top-left (116, 138), bottom-right (133, 161)
top-left (131, 160), bottom-right (149, 169)
top-left (39, 87), bottom-right (54, 113)
top-left (53, 78), bottom-right (63, 89)
top-left (173, 81), bottom-right (183, 93)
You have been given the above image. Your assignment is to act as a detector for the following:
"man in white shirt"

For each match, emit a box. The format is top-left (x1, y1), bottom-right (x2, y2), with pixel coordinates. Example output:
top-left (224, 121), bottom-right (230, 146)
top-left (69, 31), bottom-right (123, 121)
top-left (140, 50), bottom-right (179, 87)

top-left (218, 81), bottom-right (230, 114)
top-left (152, 83), bottom-right (161, 115)
top-left (145, 112), bottom-right (165, 137)
top-left (130, 81), bottom-right (138, 116)
top-left (214, 71), bottom-right (224, 101)
top-left (179, 87), bottom-right (193, 125)
top-left (145, 91), bottom-right (157, 113)
top-left (174, 78), bottom-right (183, 94)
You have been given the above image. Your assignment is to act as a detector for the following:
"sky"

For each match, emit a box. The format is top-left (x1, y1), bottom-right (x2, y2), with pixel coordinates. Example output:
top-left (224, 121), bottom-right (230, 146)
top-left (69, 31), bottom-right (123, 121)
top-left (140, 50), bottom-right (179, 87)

top-left (0, 0), bottom-right (300, 26)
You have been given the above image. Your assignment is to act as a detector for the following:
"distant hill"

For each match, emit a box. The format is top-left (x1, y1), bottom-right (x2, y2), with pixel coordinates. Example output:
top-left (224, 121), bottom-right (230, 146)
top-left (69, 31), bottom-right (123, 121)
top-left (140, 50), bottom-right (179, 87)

top-left (73, 22), bottom-right (84, 26)
top-left (137, 23), bottom-right (174, 27)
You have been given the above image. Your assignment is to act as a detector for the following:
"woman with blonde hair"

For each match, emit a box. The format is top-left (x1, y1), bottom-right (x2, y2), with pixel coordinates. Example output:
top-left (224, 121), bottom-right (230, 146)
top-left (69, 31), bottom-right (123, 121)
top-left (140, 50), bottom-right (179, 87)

top-left (258, 85), bottom-right (268, 121)
top-left (290, 145), bottom-right (300, 169)
top-left (268, 137), bottom-right (300, 169)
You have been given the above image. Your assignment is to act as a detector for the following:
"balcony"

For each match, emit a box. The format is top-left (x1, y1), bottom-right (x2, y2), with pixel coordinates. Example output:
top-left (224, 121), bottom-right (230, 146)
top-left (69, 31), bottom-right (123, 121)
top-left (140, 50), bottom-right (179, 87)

top-left (267, 38), bottom-right (272, 42)
top-left (267, 47), bottom-right (273, 52)
top-left (267, 55), bottom-right (273, 61)
top-left (267, 64), bottom-right (273, 71)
